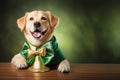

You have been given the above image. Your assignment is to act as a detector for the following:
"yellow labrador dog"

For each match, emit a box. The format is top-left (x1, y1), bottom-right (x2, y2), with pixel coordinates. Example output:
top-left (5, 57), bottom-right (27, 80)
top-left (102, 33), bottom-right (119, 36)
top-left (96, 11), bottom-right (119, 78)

top-left (11, 10), bottom-right (70, 73)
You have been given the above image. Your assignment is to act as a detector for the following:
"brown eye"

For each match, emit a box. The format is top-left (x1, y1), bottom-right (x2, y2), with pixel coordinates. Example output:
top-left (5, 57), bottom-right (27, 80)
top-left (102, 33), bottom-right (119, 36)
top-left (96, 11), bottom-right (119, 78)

top-left (29, 17), bottom-right (34, 21)
top-left (41, 16), bottom-right (47, 20)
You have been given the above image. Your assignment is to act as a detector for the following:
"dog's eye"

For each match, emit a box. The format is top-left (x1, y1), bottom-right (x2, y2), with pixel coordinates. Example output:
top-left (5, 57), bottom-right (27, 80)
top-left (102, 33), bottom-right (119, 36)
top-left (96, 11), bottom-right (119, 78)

top-left (29, 17), bottom-right (34, 21)
top-left (41, 16), bottom-right (47, 20)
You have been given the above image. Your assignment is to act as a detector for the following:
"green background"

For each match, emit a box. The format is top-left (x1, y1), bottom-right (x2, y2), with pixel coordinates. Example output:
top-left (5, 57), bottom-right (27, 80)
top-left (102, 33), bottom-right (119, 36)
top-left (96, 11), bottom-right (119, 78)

top-left (1, 0), bottom-right (120, 63)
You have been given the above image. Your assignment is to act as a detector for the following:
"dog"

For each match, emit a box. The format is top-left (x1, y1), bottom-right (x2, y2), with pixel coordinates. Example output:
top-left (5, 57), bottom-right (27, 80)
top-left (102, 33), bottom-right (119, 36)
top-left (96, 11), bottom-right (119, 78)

top-left (11, 10), bottom-right (70, 73)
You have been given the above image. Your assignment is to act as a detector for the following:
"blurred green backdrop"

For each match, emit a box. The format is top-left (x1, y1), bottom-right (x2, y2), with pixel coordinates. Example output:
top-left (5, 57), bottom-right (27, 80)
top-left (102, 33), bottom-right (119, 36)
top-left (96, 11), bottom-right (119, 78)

top-left (1, 0), bottom-right (120, 63)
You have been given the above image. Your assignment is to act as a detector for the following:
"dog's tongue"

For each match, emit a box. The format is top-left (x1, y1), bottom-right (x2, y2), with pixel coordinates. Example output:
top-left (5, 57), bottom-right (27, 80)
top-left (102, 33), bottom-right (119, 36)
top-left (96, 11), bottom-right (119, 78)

top-left (33, 32), bottom-right (41, 38)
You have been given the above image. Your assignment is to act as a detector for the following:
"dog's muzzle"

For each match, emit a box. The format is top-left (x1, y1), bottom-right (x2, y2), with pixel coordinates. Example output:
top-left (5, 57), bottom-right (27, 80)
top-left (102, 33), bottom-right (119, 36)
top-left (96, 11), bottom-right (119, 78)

top-left (30, 22), bottom-right (48, 39)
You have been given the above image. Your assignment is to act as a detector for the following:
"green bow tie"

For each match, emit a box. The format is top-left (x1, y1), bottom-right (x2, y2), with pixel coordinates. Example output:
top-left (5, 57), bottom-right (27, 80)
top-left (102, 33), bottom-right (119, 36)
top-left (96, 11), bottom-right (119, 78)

top-left (19, 36), bottom-right (65, 66)
top-left (20, 41), bottom-right (54, 65)
top-left (27, 47), bottom-right (46, 58)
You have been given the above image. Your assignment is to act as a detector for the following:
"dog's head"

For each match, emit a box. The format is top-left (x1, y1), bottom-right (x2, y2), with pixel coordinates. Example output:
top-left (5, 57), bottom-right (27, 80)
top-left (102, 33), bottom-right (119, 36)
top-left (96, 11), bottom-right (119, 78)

top-left (17, 10), bottom-right (59, 46)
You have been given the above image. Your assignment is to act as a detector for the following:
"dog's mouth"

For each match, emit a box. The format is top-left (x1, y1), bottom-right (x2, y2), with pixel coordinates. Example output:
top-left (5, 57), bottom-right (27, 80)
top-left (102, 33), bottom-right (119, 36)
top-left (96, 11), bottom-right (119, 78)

top-left (31, 29), bottom-right (48, 39)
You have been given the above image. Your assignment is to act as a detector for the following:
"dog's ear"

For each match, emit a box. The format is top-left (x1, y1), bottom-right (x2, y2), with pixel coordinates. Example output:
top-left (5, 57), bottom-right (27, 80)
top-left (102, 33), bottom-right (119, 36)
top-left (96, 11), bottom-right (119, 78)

top-left (17, 12), bottom-right (29, 31)
top-left (47, 11), bottom-right (59, 28)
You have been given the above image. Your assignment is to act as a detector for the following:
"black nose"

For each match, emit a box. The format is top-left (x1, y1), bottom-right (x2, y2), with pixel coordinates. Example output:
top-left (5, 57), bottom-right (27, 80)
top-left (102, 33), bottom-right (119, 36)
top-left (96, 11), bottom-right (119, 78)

top-left (34, 22), bottom-right (41, 28)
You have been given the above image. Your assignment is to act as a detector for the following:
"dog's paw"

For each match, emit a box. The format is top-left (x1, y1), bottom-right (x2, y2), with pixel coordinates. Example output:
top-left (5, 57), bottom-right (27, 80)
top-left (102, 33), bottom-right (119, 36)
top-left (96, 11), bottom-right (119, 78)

top-left (58, 59), bottom-right (70, 73)
top-left (11, 54), bottom-right (28, 69)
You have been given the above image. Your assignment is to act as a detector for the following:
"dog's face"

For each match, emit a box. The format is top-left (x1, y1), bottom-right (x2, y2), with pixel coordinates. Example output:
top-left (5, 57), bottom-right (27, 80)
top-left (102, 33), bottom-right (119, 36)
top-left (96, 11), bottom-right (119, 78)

top-left (17, 10), bottom-right (58, 46)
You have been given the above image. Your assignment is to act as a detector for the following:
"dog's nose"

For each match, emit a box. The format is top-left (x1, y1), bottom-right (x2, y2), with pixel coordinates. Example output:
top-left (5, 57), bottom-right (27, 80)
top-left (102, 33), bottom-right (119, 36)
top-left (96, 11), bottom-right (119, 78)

top-left (34, 22), bottom-right (41, 28)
